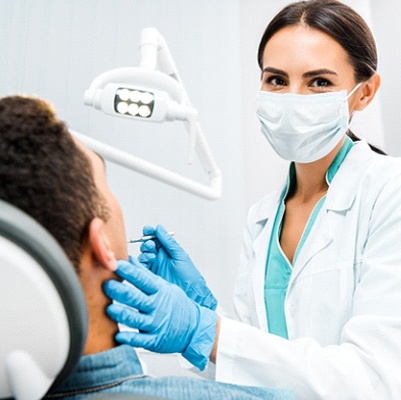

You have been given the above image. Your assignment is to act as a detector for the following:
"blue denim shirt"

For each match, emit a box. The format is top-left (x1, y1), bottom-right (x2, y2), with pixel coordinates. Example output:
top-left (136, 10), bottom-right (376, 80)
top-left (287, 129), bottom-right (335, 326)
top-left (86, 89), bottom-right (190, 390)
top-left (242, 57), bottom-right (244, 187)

top-left (45, 345), bottom-right (293, 400)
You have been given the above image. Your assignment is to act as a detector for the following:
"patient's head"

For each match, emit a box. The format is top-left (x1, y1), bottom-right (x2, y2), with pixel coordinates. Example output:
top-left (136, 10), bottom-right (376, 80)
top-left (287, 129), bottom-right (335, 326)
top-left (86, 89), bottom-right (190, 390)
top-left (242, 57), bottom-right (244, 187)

top-left (0, 95), bottom-right (128, 353)
top-left (0, 95), bottom-right (109, 270)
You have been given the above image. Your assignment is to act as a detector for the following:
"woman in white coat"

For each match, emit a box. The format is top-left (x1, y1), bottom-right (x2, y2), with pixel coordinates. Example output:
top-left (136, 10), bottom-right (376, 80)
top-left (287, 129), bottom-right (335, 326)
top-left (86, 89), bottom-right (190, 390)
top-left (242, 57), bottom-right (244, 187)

top-left (104, 0), bottom-right (401, 398)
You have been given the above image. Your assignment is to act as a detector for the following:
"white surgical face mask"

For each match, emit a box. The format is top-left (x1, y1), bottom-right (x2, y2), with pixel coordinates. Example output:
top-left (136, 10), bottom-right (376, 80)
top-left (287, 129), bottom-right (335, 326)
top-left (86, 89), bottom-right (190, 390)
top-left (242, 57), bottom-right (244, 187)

top-left (255, 84), bottom-right (361, 163)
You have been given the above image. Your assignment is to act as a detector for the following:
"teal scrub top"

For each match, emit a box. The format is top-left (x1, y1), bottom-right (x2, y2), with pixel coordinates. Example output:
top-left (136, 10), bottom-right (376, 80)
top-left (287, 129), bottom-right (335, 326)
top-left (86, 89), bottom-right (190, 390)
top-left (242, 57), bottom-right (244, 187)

top-left (264, 137), bottom-right (354, 339)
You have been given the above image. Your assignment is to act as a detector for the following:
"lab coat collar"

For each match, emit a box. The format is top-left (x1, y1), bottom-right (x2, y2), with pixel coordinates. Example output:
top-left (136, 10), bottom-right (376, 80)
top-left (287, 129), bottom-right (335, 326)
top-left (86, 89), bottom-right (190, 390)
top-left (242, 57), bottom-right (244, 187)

top-left (290, 141), bottom-right (374, 286)
top-left (325, 140), bottom-right (373, 211)
top-left (248, 140), bottom-right (376, 327)
top-left (293, 141), bottom-right (375, 285)
top-left (250, 184), bottom-right (286, 225)
top-left (250, 140), bottom-right (374, 224)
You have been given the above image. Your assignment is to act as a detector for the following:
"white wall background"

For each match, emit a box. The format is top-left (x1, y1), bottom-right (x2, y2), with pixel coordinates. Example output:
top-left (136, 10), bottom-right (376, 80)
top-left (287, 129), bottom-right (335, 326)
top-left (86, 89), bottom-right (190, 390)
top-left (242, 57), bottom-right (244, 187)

top-left (240, 0), bottom-right (401, 208)
top-left (0, 0), bottom-right (245, 314)
top-left (1, 0), bottom-right (400, 376)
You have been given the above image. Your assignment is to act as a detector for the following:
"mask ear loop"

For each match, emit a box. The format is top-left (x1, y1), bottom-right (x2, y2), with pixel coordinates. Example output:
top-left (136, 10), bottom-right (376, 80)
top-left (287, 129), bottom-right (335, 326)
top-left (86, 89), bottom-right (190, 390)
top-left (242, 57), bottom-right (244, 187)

top-left (346, 82), bottom-right (363, 100)
top-left (346, 82), bottom-right (363, 122)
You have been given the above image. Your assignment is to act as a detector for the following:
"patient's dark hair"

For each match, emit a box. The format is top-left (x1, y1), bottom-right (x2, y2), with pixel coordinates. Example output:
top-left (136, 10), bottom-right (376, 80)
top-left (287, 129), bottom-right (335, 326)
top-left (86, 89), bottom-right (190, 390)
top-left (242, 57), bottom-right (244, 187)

top-left (0, 95), bottom-right (109, 272)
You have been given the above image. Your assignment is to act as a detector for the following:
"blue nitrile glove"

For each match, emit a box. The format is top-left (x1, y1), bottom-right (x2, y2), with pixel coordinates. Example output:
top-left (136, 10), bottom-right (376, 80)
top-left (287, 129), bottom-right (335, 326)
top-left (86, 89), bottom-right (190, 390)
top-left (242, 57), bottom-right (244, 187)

top-left (137, 224), bottom-right (218, 310)
top-left (103, 258), bottom-right (217, 371)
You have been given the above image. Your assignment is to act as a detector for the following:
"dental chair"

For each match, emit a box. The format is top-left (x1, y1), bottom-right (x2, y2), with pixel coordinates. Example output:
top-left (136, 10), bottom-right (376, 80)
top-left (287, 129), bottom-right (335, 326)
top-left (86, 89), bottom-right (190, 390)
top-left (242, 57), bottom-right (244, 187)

top-left (0, 199), bottom-right (161, 400)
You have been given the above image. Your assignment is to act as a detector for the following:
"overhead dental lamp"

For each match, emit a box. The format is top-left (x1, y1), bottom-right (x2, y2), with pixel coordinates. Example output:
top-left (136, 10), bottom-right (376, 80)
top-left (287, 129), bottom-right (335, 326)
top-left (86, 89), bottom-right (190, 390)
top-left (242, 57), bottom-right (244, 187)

top-left (72, 27), bottom-right (221, 200)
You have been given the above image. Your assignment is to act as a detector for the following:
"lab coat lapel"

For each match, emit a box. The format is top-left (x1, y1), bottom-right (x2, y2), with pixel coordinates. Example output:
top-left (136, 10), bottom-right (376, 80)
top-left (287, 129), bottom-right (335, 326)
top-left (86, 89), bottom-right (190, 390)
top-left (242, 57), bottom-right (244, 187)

top-left (289, 141), bottom-right (373, 286)
top-left (250, 190), bottom-right (282, 330)
top-left (289, 212), bottom-right (333, 285)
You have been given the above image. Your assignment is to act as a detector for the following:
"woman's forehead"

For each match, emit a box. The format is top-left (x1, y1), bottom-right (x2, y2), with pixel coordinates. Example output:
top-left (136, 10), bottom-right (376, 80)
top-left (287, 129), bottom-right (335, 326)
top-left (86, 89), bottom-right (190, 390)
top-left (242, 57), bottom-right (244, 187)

top-left (262, 25), bottom-right (350, 70)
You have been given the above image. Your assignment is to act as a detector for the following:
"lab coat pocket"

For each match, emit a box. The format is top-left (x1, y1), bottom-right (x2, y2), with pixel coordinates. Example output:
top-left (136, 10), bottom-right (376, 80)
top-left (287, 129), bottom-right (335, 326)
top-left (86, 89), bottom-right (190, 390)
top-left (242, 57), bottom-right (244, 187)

top-left (287, 252), bottom-right (356, 344)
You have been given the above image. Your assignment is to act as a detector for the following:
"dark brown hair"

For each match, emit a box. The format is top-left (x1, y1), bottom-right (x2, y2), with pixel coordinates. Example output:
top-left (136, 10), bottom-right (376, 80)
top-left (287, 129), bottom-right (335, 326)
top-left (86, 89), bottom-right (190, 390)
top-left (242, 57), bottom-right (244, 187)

top-left (0, 95), bottom-right (109, 271)
top-left (258, 0), bottom-right (377, 81)
top-left (257, 0), bottom-right (385, 154)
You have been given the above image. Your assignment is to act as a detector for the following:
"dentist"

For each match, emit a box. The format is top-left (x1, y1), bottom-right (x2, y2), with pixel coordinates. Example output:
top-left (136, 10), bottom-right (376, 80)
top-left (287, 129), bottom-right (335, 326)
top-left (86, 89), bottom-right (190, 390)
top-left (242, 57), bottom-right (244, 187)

top-left (104, 1), bottom-right (401, 398)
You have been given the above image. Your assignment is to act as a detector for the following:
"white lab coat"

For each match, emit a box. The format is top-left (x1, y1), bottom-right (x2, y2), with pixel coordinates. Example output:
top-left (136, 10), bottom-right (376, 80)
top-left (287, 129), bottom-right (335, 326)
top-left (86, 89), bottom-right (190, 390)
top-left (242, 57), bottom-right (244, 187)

top-left (215, 141), bottom-right (401, 399)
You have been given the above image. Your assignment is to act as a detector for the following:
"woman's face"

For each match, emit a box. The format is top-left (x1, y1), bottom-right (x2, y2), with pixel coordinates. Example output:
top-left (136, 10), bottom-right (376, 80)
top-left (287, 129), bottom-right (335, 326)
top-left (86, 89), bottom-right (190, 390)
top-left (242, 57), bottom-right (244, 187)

top-left (260, 25), bottom-right (360, 108)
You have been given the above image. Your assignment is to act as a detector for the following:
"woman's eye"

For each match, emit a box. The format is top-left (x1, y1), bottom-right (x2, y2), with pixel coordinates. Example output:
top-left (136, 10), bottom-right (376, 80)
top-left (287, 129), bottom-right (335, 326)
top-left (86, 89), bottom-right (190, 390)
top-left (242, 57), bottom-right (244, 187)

top-left (311, 78), bottom-right (332, 88)
top-left (266, 76), bottom-right (287, 86)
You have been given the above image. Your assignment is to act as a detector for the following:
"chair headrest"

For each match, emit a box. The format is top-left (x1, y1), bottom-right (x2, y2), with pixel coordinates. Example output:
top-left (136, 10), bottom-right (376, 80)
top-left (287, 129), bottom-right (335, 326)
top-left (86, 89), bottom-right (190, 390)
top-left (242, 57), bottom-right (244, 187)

top-left (0, 199), bottom-right (88, 400)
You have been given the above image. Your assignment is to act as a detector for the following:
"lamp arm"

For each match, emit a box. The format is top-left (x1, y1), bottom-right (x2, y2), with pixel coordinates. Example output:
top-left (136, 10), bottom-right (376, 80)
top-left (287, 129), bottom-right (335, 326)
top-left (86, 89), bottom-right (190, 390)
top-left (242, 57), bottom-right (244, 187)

top-left (140, 27), bottom-right (182, 83)
top-left (193, 122), bottom-right (220, 177)
top-left (143, 28), bottom-right (217, 169)
top-left (70, 130), bottom-right (222, 200)
top-left (82, 27), bottom-right (222, 200)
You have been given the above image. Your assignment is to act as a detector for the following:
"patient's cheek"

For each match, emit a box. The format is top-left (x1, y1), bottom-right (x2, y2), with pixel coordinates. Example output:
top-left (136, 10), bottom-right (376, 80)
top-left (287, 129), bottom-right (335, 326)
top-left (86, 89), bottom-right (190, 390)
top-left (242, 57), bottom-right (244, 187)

top-left (107, 207), bottom-right (128, 261)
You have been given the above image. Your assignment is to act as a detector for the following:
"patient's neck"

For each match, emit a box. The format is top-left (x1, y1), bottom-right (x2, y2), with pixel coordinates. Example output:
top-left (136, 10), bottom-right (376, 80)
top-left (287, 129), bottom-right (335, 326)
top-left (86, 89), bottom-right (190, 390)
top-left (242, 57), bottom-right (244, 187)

top-left (79, 255), bottom-right (120, 355)
top-left (84, 300), bottom-right (119, 355)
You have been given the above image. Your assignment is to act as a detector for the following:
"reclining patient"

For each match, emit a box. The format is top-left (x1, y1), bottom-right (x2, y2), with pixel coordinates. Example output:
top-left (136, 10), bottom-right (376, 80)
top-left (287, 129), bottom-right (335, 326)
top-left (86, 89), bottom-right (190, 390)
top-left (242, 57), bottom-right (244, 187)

top-left (0, 95), bottom-right (293, 400)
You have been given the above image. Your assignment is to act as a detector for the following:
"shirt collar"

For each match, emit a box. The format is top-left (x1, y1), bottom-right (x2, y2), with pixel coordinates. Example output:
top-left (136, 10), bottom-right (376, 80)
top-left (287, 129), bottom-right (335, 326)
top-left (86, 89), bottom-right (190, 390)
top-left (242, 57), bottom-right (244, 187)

top-left (49, 345), bottom-right (144, 393)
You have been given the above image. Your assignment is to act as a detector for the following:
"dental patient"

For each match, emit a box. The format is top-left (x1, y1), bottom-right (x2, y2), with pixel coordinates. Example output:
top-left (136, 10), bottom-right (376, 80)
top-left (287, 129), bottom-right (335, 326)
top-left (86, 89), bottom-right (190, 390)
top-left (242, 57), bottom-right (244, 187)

top-left (0, 95), bottom-right (292, 400)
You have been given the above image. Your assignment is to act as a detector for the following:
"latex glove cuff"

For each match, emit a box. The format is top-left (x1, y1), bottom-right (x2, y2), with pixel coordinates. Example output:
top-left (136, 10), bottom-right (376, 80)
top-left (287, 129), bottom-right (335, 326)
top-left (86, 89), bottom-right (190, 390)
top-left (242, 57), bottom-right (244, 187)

top-left (181, 305), bottom-right (217, 371)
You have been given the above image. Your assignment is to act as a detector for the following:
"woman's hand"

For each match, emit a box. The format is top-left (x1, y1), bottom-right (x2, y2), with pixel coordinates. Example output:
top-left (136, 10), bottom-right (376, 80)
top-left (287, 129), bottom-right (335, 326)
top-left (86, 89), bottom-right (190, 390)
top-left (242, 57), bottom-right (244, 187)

top-left (103, 257), bottom-right (217, 371)
top-left (137, 224), bottom-right (218, 310)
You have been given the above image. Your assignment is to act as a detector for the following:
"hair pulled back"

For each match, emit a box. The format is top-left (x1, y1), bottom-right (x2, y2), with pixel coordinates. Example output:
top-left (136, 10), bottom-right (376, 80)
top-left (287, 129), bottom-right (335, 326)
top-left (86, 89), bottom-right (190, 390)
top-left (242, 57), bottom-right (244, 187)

top-left (258, 0), bottom-right (377, 82)
top-left (257, 0), bottom-right (384, 154)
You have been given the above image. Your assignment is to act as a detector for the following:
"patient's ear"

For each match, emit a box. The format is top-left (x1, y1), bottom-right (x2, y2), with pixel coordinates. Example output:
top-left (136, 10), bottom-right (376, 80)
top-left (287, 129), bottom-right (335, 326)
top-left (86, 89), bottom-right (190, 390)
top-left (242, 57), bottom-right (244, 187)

top-left (88, 218), bottom-right (117, 271)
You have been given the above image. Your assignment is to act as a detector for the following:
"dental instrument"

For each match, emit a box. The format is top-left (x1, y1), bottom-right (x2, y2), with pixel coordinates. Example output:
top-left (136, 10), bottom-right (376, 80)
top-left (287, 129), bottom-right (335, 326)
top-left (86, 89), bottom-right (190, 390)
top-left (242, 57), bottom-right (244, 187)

top-left (127, 231), bottom-right (174, 244)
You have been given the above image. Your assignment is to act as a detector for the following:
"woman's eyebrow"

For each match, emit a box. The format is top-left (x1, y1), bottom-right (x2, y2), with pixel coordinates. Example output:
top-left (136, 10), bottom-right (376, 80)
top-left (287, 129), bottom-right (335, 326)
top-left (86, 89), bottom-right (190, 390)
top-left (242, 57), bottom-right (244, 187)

top-left (262, 67), bottom-right (289, 77)
top-left (262, 67), bottom-right (337, 79)
top-left (302, 69), bottom-right (338, 78)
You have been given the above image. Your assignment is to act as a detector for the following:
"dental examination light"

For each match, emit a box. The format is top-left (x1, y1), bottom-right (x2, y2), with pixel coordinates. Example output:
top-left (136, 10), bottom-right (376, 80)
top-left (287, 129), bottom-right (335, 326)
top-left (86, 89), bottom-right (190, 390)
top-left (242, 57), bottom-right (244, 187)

top-left (76, 27), bottom-right (221, 200)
